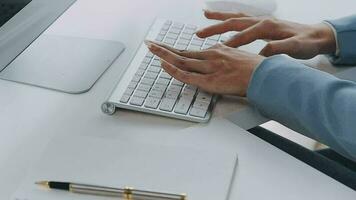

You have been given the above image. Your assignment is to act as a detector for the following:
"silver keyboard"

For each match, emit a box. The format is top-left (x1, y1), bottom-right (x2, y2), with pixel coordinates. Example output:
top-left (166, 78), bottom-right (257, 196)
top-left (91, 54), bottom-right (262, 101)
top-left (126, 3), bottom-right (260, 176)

top-left (115, 19), bottom-right (224, 123)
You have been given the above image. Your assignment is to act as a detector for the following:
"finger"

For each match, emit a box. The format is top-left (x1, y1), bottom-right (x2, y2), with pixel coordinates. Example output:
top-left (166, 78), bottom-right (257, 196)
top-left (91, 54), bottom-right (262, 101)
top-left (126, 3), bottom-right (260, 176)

top-left (223, 20), bottom-right (279, 47)
top-left (196, 18), bottom-right (259, 38)
top-left (259, 39), bottom-right (297, 57)
top-left (224, 19), bottom-right (289, 47)
top-left (146, 40), bottom-right (217, 60)
top-left (204, 10), bottom-right (250, 21)
top-left (147, 42), bottom-right (215, 74)
top-left (160, 60), bottom-right (208, 88)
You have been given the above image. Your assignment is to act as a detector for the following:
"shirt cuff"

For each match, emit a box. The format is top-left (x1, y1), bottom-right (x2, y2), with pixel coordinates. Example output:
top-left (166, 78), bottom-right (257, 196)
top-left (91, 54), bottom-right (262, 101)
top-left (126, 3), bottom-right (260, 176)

top-left (323, 21), bottom-right (340, 56)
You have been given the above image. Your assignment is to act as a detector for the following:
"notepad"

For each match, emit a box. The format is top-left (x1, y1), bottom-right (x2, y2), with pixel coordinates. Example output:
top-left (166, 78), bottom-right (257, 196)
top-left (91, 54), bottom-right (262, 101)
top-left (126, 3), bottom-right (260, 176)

top-left (12, 135), bottom-right (238, 200)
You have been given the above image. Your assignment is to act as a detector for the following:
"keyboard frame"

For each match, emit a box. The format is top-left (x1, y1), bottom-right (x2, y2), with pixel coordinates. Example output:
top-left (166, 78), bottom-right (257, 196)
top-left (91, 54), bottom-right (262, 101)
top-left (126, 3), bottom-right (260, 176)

top-left (106, 19), bottom-right (218, 123)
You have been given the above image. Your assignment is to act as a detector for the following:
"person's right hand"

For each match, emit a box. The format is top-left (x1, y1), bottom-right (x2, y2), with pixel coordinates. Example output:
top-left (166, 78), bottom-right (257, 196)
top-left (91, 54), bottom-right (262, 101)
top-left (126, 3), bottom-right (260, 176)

top-left (196, 10), bottom-right (337, 59)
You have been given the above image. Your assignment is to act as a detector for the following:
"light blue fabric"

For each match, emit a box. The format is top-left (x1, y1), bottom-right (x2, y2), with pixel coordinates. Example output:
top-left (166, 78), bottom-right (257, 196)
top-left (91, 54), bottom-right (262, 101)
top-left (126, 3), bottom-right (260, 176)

top-left (247, 15), bottom-right (356, 161)
top-left (247, 55), bottom-right (356, 162)
top-left (326, 15), bottom-right (356, 65)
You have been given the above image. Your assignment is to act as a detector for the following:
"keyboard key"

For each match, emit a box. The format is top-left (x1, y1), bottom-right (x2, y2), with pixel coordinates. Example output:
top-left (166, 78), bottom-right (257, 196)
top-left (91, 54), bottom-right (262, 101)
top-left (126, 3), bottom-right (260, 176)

top-left (189, 107), bottom-right (208, 118)
top-left (159, 72), bottom-right (172, 79)
top-left (172, 22), bottom-right (184, 29)
top-left (151, 59), bottom-right (161, 67)
top-left (156, 78), bottom-right (170, 86)
top-left (181, 33), bottom-right (193, 40)
top-left (120, 94), bottom-right (131, 103)
top-left (191, 39), bottom-right (204, 46)
top-left (185, 24), bottom-right (197, 30)
top-left (191, 37), bottom-right (205, 46)
top-left (141, 78), bottom-right (155, 86)
top-left (132, 75), bottom-right (141, 82)
top-left (206, 39), bottom-right (218, 46)
top-left (166, 32), bottom-right (179, 40)
top-left (183, 28), bottom-right (196, 35)
top-left (181, 89), bottom-right (195, 97)
top-left (148, 66), bottom-right (161, 73)
top-left (174, 97), bottom-right (193, 114)
top-left (146, 51), bottom-right (154, 59)
top-left (130, 96), bottom-right (145, 106)
top-left (196, 91), bottom-right (212, 103)
top-left (149, 90), bottom-right (165, 99)
top-left (144, 97), bottom-right (161, 109)
top-left (167, 85), bottom-right (182, 92)
top-left (185, 84), bottom-right (197, 91)
top-left (133, 90), bottom-right (148, 98)
top-left (192, 100), bottom-right (210, 111)
top-left (142, 57), bottom-right (152, 64)
top-left (163, 38), bottom-right (176, 46)
top-left (160, 29), bottom-right (168, 35)
top-left (165, 89), bottom-right (180, 100)
top-left (128, 81), bottom-right (138, 89)
top-left (137, 83), bottom-right (151, 92)
top-left (175, 44), bottom-right (187, 50)
top-left (180, 91), bottom-right (195, 100)
top-left (190, 99), bottom-right (210, 118)
top-left (208, 35), bottom-right (220, 41)
top-left (181, 86), bottom-right (197, 98)
top-left (155, 35), bottom-right (164, 42)
top-left (169, 27), bottom-right (182, 34)
top-left (124, 87), bottom-right (134, 96)
top-left (202, 44), bottom-right (213, 49)
top-left (139, 62), bottom-right (149, 70)
top-left (171, 79), bottom-right (184, 86)
top-left (159, 98), bottom-right (177, 112)
top-left (152, 84), bottom-right (167, 92)
top-left (188, 45), bottom-right (201, 51)
top-left (135, 69), bottom-right (145, 76)
top-left (144, 72), bottom-right (158, 80)
top-left (177, 38), bottom-right (190, 45)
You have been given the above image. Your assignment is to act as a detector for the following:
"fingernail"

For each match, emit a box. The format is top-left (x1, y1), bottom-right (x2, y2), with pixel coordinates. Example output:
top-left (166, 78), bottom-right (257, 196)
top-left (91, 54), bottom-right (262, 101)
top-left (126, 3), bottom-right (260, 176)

top-left (144, 40), bottom-right (153, 48)
top-left (195, 30), bottom-right (203, 36)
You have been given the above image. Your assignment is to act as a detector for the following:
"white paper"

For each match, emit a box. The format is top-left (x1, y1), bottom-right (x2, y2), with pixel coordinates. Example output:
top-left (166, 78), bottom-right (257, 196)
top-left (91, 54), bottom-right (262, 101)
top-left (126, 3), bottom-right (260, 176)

top-left (12, 135), bottom-right (238, 200)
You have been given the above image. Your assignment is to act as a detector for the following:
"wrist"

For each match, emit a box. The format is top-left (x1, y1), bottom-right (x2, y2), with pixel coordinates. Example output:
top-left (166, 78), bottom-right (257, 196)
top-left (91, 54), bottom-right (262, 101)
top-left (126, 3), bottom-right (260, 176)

top-left (244, 56), bottom-right (265, 96)
top-left (313, 23), bottom-right (337, 55)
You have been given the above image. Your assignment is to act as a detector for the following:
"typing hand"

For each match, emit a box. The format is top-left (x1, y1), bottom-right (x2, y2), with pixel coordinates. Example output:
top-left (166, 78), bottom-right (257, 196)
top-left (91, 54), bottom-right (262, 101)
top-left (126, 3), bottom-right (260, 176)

top-left (196, 10), bottom-right (336, 59)
top-left (145, 41), bottom-right (264, 97)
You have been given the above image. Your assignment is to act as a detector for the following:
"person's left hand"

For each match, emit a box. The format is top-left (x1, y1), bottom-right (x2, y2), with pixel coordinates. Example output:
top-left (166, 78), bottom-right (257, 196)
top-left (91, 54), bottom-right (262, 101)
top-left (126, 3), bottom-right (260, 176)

top-left (145, 40), bottom-right (264, 97)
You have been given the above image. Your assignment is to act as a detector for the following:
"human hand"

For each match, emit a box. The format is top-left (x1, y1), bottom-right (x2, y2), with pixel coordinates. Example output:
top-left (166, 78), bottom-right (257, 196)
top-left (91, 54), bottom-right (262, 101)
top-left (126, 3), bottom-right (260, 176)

top-left (145, 40), bottom-right (264, 97)
top-left (196, 10), bottom-right (336, 59)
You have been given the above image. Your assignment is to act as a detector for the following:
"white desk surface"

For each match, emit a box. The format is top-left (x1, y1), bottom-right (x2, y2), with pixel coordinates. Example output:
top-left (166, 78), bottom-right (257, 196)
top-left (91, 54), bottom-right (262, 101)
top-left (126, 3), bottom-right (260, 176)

top-left (0, 0), bottom-right (355, 199)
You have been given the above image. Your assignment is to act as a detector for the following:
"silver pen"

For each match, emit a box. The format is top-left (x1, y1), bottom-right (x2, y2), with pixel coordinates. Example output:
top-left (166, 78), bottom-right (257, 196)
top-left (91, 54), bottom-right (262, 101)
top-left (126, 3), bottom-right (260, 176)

top-left (36, 181), bottom-right (187, 200)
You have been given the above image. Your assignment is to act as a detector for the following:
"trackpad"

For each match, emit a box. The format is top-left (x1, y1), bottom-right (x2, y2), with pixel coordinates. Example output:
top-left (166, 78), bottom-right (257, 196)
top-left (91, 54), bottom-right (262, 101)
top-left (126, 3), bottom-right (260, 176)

top-left (0, 34), bottom-right (125, 94)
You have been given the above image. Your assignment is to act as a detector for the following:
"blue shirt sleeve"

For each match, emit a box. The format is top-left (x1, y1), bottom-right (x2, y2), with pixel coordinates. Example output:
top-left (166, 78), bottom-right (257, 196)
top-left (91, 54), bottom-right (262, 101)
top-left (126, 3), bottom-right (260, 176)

top-left (325, 15), bottom-right (356, 65)
top-left (247, 55), bottom-right (356, 161)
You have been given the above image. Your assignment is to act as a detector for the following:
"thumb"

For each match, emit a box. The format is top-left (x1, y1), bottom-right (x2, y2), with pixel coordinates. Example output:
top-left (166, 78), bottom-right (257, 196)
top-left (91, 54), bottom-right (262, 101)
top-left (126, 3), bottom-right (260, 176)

top-left (259, 39), bottom-right (296, 57)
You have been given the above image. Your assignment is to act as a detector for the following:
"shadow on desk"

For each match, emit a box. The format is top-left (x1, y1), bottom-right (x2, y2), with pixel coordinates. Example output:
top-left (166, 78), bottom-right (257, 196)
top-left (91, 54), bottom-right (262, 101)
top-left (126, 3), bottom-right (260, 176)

top-left (248, 126), bottom-right (356, 191)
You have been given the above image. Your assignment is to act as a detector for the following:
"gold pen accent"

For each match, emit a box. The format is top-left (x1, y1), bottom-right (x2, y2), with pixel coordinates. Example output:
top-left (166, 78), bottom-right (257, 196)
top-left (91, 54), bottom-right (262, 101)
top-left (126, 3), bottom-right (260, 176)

top-left (124, 187), bottom-right (134, 200)
top-left (35, 181), bottom-right (49, 188)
